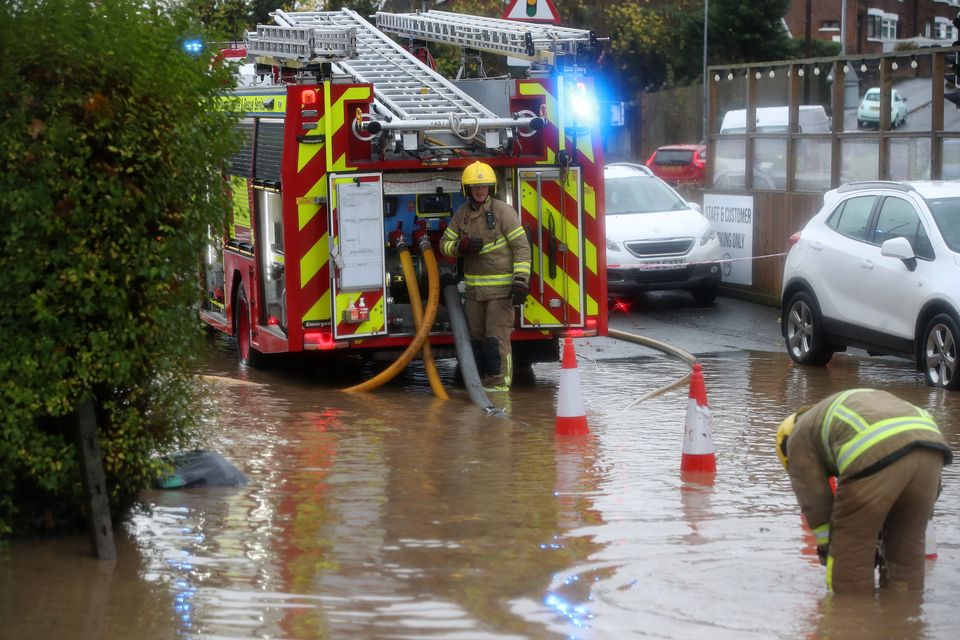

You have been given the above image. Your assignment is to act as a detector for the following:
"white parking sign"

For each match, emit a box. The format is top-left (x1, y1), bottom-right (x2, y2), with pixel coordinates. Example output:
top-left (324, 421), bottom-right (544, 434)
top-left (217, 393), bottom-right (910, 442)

top-left (702, 194), bottom-right (754, 286)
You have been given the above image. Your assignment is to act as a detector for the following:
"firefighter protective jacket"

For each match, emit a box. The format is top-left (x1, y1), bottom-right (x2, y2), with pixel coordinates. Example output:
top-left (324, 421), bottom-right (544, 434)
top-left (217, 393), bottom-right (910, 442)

top-left (441, 197), bottom-right (531, 302)
top-left (786, 388), bottom-right (952, 546)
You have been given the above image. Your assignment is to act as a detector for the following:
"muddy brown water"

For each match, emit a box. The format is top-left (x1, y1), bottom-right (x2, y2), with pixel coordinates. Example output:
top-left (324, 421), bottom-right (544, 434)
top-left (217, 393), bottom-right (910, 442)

top-left (2, 338), bottom-right (959, 639)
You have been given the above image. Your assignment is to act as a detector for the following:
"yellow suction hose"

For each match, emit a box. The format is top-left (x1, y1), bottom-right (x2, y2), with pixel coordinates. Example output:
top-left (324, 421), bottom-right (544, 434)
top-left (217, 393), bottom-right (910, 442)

top-left (342, 237), bottom-right (442, 393)
top-left (399, 243), bottom-right (448, 399)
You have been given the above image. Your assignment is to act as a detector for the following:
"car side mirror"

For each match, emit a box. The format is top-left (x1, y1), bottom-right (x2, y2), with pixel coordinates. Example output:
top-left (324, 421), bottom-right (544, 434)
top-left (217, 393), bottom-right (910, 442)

top-left (881, 236), bottom-right (917, 271)
top-left (686, 201), bottom-right (702, 213)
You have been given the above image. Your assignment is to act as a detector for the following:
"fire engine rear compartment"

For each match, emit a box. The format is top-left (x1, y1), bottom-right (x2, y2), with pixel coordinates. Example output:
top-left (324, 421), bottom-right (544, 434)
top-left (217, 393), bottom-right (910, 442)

top-left (198, 9), bottom-right (607, 370)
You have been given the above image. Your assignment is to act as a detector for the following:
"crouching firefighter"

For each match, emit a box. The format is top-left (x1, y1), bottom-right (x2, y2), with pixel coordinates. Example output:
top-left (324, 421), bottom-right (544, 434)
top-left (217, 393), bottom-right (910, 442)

top-left (776, 388), bottom-right (952, 594)
top-left (441, 161), bottom-right (531, 392)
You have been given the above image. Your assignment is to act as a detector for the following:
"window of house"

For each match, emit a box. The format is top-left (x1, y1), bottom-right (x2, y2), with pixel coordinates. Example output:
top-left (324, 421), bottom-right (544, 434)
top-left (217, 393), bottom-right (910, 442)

top-left (819, 20), bottom-right (839, 32)
top-left (881, 15), bottom-right (898, 40)
top-left (867, 14), bottom-right (882, 40)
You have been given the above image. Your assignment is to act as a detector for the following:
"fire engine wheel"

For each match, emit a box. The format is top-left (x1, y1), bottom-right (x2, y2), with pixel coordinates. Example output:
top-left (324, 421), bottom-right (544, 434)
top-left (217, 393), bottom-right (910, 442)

top-left (235, 284), bottom-right (262, 368)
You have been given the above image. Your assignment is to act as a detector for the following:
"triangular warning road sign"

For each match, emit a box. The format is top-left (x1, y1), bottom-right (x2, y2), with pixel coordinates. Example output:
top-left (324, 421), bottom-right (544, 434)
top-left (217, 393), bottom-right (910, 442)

top-left (502, 0), bottom-right (561, 25)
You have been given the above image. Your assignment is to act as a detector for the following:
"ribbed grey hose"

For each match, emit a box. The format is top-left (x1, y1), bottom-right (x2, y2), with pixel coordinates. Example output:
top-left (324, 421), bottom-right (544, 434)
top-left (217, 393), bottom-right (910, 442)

top-left (442, 284), bottom-right (504, 417)
top-left (607, 328), bottom-right (698, 412)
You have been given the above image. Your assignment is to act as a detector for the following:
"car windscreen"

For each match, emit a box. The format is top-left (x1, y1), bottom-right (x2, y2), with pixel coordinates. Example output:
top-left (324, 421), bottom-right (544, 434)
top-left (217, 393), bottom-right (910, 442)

top-left (653, 150), bottom-right (694, 165)
top-left (604, 176), bottom-right (688, 215)
top-left (925, 197), bottom-right (960, 252)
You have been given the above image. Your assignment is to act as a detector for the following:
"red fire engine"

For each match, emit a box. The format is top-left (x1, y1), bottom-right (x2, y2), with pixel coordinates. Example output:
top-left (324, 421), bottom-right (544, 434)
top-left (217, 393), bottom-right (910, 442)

top-left (200, 9), bottom-right (607, 372)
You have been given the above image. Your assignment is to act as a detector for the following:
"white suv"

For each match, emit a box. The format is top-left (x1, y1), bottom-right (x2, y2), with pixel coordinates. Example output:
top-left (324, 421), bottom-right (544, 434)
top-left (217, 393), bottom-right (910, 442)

top-left (781, 181), bottom-right (960, 389)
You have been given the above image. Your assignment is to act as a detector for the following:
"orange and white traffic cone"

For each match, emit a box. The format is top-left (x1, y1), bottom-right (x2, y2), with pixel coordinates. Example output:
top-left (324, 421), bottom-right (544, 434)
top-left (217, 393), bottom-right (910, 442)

top-left (555, 337), bottom-right (589, 436)
top-left (925, 518), bottom-right (938, 560)
top-left (681, 362), bottom-right (716, 473)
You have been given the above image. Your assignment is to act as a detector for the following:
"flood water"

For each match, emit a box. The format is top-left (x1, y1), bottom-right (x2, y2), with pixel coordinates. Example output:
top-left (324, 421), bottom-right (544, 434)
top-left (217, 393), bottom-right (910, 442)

top-left (2, 334), bottom-right (959, 639)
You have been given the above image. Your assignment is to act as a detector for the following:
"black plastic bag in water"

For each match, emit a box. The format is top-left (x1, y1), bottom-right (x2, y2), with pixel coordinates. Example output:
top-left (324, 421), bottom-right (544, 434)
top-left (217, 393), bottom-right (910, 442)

top-left (154, 449), bottom-right (248, 489)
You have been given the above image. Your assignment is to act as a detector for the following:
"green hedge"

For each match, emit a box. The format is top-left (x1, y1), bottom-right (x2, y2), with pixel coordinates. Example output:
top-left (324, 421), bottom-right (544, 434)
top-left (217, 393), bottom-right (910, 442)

top-left (0, 0), bottom-right (238, 536)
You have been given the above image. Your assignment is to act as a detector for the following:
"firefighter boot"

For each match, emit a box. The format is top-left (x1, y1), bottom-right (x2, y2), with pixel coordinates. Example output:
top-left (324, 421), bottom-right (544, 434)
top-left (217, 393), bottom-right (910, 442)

top-left (482, 336), bottom-right (511, 392)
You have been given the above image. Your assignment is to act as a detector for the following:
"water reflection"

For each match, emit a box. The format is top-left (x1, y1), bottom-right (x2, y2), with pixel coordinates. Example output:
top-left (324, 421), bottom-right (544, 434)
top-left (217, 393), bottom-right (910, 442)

top-left (1, 345), bottom-right (959, 639)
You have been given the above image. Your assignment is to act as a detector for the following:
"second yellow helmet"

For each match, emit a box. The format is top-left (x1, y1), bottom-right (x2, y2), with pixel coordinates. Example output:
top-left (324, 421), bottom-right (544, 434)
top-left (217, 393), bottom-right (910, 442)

top-left (775, 413), bottom-right (796, 470)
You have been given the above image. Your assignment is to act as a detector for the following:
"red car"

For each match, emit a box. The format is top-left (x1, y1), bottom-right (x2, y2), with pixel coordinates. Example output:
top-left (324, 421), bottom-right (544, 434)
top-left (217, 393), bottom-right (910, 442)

top-left (645, 144), bottom-right (706, 185)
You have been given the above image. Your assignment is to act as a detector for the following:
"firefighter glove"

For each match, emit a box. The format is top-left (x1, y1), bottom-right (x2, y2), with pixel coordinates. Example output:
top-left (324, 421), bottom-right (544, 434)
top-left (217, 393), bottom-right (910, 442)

top-left (511, 280), bottom-right (529, 306)
top-left (816, 545), bottom-right (829, 567)
top-left (459, 236), bottom-right (483, 255)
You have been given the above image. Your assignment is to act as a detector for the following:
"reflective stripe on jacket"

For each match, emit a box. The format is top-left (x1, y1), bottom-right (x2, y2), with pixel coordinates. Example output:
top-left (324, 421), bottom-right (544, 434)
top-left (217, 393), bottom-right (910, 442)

top-left (786, 388), bottom-right (952, 540)
top-left (440, 197), bottom-right (531, 301)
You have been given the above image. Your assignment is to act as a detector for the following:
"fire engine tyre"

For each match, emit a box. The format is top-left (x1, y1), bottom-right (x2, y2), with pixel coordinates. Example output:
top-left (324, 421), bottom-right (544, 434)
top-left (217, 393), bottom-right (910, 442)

top-left (783, 291), bottom-right (834, 367)
top-left (235, 284), bottom-right (262, 368)
top-left (922, 313), bottom-right (960, 390)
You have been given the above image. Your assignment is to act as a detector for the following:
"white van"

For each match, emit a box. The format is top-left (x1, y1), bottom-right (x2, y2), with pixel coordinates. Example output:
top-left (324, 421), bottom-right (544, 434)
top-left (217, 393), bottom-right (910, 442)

top-left (719, 105), bottom-right (831, 134)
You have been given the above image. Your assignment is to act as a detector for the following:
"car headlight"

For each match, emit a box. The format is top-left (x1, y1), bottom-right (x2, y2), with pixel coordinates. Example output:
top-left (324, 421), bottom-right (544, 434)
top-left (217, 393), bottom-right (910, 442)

top-left (606, 238), bottom-right (621, 252)
top-left (700, 227), bottom-right (717, 246)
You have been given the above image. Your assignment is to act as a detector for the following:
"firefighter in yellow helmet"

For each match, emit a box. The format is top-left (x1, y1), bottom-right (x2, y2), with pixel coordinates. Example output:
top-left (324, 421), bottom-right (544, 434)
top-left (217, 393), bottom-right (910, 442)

top-left (441, 161), bottom-right (531, 392)
top-left (776, 389), bottom-right (952, 594)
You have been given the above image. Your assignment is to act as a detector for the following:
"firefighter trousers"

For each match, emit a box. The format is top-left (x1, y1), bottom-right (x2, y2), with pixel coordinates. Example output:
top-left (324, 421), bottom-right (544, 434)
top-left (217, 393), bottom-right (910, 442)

top-left (828, 447), bottom-right (943, 594)
top-left (465, 296), bottom-right (514, 388)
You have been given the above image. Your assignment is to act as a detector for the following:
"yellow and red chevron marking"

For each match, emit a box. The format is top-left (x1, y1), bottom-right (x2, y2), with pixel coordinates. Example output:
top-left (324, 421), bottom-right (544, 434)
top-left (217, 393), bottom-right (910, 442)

top-left (519, 175), bottom-right (582, 326)
top-left (293, 84), bottom-right (373, 328)
top-left (517, 78), bottom-right (605, 326)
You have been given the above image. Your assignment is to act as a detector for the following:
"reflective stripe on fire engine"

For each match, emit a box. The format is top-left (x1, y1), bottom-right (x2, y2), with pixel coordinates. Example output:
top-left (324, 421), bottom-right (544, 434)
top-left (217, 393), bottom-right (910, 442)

top-left (300, 232), bottom-right (330, 288)
top-left (298, 86), bottom-right (371, 174)
top-left (464, 273), bottom-right (514, 287)
top-left (303, 289), bottom-right (331, 324)
top-left (518, 81), bottom-right (561, 153)
top-left (229, 175), bottom-right (253, 241)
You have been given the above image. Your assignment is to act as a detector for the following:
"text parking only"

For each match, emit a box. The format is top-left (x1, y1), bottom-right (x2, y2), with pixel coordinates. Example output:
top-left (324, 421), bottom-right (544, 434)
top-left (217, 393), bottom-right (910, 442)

top-left (703, 194), bottom-right (754, 286)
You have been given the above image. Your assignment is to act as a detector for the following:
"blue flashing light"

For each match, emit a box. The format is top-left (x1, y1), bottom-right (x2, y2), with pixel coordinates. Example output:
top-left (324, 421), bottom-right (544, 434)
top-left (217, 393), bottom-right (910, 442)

top-left (183, 39), bottom-right (204, 55)
top-left (566, 81), bottom-right (598, 128)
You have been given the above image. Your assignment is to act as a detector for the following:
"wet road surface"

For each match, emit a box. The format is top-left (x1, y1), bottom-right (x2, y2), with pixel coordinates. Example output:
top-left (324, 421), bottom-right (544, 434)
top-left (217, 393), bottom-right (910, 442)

top-left (2, 296), bottom-right (959, 639)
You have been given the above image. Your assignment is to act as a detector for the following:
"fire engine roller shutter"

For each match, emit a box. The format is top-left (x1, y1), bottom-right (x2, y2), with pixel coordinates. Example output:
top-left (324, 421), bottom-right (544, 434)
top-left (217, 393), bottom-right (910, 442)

top-left (328, 172), bottom-right (388, 340)
top-left (254, 120), bottom-right (283, 183)
top-left (518, 166), bottom-right (585, 329)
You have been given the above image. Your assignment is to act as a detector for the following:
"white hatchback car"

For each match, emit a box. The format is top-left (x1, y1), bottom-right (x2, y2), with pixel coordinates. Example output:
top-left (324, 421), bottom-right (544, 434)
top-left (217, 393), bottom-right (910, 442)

top-left (604, 163), bottom-right (723, 304)
top-left (856, 88), bottom-right (908, 128)
top-left (781, 181), bottom-right (960, 389)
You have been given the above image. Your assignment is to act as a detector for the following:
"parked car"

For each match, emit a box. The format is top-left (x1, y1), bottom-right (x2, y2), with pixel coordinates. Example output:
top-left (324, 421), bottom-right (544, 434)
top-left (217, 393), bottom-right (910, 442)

top-left (857, 88), bottom-right (908, 128)
top-left (781, 181), bottom-right (960, 389)
top-left (644, 143), bottom-right (706, 185)
top-left (604, 163), bottom-right (723, 304)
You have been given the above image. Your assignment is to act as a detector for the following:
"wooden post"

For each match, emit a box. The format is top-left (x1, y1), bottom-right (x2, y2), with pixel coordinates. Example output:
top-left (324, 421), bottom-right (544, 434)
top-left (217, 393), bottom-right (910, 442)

top-left (75, 396), bottom-right (116, 560)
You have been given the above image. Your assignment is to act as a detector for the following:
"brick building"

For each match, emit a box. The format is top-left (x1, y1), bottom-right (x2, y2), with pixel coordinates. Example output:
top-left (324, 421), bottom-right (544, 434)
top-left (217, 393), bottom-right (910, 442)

top-left (784, 0), bottom-right (960, 54)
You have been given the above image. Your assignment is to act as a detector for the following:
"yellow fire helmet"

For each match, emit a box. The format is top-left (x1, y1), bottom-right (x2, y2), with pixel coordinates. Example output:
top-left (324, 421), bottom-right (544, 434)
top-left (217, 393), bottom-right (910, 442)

top-left (461, 160), bottom-right (497, 197)
top-left (775, 413), bottom-right (797, 470)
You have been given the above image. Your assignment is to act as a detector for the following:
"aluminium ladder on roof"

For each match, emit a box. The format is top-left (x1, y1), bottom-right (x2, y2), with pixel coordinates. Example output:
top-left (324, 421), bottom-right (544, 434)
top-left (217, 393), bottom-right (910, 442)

top-left (374, 10), bottom-right (595, 66)
top-left (244, 24), bottom-right (357, 62)
top-left (271, 8), bottom-right (495, 124)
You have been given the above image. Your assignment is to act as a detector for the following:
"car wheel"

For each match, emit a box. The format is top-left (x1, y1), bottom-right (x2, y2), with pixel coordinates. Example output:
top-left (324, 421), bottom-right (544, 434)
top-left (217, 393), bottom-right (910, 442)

top-left (784, 291), bottom-right (833, 366)
top-left (922, 313), bottom-right (960, 390)
top-left (691, 283), bottom-right (719, 305)
top-left (235, 284), bottom-right (262, 368)
top-left (857, 119), bottom-right (865, 128)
